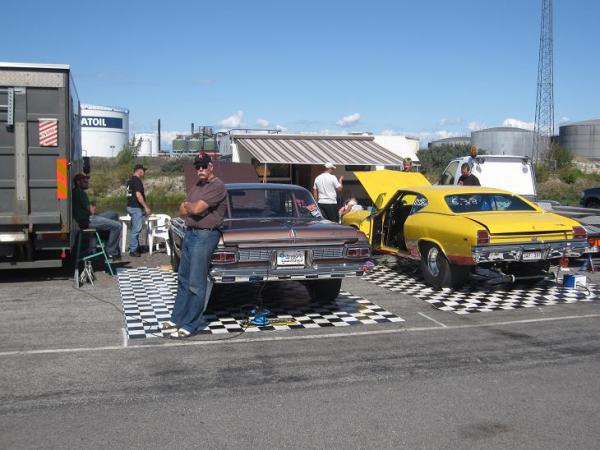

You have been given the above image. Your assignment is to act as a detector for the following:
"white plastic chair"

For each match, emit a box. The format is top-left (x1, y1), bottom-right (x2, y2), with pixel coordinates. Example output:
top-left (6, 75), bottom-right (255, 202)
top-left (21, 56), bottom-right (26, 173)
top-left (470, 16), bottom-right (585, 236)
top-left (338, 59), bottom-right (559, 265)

top-left (148, 214), bottom-right (171, 256)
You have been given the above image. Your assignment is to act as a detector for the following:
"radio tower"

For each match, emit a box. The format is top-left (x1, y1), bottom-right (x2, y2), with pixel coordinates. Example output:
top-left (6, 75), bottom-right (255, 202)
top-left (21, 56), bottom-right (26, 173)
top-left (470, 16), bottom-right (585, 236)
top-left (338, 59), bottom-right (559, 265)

top-left (532, 0), bottom-right (554, 162)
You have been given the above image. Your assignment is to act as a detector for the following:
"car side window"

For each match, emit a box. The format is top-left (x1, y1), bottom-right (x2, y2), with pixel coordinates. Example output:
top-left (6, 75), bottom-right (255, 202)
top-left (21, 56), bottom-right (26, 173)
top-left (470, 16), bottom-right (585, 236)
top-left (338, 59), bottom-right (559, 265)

top-left (440, 161), bottom-right (459, 185)
top-left (409, 194), bottom-right (428, 215)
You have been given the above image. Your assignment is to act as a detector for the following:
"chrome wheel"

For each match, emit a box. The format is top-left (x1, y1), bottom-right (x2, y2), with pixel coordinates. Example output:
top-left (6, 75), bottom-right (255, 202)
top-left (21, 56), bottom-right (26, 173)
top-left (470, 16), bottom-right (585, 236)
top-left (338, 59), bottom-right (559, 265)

top-left (427, 246), bottom-right (440, 276)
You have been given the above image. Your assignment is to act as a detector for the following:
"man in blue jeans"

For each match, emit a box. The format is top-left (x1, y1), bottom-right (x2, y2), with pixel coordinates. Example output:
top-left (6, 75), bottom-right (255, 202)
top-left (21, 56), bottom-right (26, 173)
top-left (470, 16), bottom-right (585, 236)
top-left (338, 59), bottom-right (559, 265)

top-left (160, 154), bottom-right (227, 339)
top-left (126, 164), bottom-right (151, 257)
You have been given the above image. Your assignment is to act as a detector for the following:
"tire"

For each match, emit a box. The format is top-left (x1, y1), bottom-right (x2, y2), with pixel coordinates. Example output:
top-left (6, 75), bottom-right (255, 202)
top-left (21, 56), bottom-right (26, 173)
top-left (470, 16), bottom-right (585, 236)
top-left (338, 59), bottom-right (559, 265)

top-left (420, 243), bottom-right (470, 290)
top-left (586, 199), bottom-right (600, 209)
top-left (169, 230), bottom-right (180, 272)
top-left (305, 279), bottom-right (342, 302)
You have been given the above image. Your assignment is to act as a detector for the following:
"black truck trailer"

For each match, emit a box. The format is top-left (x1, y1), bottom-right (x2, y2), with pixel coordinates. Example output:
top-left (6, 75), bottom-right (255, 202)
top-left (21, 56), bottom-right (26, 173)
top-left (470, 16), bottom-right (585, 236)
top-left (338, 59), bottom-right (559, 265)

top-left (0, 62), bottom-right (86, 269)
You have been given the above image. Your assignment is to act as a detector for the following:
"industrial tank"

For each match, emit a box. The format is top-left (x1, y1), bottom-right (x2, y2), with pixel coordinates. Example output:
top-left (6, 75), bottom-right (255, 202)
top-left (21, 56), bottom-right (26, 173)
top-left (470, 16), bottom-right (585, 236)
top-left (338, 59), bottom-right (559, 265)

top-left (203, 137), bottom-right (217, 151)
top-left (172, 138), bottom-right (188, 154)
top-left (559, 119), bottom-right (600, 160)
top-left (429, 136), bottom-right (471, 149)
top-left (134, 133), bottom-right (159, 157)
top-left (188, 139), bottom-right (202, 153)
top-left (471, 127), bottom-right (534, 158)
top-left (81, 104), bottom-right (129, 157)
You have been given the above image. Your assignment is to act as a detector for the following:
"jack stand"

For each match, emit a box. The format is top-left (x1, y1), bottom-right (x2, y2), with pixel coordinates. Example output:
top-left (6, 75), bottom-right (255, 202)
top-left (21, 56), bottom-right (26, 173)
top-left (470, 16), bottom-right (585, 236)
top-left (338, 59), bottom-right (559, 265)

top-left (249, 306), bottom-right (271, 326)
top-left (577, 254), bottom-right (595, 273)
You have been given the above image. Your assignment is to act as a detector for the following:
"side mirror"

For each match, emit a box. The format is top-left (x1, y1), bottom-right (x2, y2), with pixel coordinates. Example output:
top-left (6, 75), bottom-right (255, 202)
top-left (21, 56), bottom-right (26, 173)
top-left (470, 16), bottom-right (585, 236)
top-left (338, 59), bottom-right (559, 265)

top-left (83, 156), bottom-right (91, 175)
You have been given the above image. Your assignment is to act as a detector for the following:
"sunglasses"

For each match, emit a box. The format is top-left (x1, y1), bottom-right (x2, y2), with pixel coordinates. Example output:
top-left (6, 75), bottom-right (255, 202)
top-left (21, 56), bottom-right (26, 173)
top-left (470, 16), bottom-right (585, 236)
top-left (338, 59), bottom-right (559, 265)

top-left (194, 163), bottom-right (209, 170)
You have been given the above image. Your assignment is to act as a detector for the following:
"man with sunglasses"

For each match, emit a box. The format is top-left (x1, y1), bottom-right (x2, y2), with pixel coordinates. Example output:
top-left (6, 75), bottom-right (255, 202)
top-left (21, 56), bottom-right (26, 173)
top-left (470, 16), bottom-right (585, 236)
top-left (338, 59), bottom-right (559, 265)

top-left (161, 154), bottom-right (227, 339)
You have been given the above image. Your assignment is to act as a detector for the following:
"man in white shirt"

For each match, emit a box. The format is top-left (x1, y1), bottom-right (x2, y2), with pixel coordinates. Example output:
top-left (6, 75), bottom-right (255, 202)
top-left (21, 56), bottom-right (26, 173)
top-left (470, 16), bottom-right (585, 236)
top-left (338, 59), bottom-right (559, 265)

top-left (313, 163), bottom-right (344, 222)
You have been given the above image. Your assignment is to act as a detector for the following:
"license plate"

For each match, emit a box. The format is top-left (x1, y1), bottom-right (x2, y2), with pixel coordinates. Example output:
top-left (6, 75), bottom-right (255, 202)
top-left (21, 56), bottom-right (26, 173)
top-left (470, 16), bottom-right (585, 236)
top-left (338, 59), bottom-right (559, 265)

top-left (522, 251), bottom-right (542, 261)
top-left (276, 250), bottom-right (305, 266)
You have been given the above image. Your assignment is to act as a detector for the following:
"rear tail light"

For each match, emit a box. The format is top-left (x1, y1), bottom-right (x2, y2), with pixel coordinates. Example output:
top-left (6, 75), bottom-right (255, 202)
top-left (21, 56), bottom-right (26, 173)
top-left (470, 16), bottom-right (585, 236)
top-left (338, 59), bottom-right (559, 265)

top-left (573, 226), bottom-right (587, 240)
top-left (211, 250), bottom-right (237, 264)
top-left (588, 237), bottom-right (600, 247)
top-left (346, 246), bottom-right (370, 258)
top-left (477, 229), bottom-right (490, 245)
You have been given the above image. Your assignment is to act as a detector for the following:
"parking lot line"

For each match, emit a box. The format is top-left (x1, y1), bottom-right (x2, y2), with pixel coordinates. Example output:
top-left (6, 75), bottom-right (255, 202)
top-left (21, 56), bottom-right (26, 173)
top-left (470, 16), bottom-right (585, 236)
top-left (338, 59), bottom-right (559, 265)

top-left (1, 313), bottom-right (599, 358)
top-left (417, 312), bottom-right (448, 327)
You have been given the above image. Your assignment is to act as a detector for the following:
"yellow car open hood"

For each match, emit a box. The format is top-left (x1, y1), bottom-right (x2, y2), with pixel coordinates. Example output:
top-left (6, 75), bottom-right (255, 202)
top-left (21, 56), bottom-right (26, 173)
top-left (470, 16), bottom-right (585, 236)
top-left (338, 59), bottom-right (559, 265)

top-left (354, 170), bottom-right (431, 209)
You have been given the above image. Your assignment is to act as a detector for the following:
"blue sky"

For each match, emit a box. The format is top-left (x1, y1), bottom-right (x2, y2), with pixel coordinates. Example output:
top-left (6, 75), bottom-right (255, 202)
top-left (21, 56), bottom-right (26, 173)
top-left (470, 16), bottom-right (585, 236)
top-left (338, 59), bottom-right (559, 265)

top-left (4, 0), bottom-right (599, 148)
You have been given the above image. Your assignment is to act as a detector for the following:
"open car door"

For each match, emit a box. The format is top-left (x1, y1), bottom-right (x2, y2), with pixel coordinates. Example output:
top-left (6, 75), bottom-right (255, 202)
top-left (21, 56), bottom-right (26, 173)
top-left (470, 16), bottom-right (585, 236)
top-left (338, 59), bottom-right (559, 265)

top-left (354, 170), bottom-right (430, 210)
top-left (353, 170), bottom-right (430, 249)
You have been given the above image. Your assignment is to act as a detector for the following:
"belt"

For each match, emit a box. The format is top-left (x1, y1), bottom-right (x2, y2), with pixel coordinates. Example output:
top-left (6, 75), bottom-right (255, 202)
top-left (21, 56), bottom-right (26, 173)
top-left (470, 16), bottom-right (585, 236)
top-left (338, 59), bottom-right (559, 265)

top-left (187, 227), bottom-right (219, 231)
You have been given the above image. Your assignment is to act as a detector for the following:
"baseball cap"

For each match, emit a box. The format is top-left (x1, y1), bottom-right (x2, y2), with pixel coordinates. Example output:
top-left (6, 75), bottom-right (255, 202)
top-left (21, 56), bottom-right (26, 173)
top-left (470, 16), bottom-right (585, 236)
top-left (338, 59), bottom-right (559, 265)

top-left (73, 173), bottom-right (89, 182)
top-left (133, 163), bottom-right (147, 172)
top-left (324, 162), bottom-right (336, 169)
top-left (193, 154), bottom-right (212, 169)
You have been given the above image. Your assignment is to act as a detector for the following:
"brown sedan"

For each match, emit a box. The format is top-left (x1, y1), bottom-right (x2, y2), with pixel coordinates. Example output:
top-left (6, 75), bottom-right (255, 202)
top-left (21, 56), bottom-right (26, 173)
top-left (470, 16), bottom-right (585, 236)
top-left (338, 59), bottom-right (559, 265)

top-left (169, 183), bottom-right (371, 301)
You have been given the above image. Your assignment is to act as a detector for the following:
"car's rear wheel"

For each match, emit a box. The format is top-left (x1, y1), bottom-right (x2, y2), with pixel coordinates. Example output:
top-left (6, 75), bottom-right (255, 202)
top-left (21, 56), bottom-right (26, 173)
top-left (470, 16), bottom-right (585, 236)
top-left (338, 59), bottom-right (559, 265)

top-left (420, 243), bottom-right (470, 290)
top-left (305, 279), bottom-right (342, 302)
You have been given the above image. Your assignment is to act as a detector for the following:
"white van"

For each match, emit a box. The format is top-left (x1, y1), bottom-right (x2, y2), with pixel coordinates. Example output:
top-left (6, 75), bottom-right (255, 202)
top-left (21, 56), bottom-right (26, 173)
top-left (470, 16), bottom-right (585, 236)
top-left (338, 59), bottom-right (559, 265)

top-left (439, 155), bottom-right (537, 201)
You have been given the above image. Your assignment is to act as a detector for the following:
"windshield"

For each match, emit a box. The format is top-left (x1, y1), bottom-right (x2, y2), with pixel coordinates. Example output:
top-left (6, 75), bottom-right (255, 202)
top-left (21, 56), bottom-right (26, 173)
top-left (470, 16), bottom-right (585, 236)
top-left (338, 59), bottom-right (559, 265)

top-left (227, 188), bottom-right (323, 219)
top-left (445, 193), bottom-right (536, 213)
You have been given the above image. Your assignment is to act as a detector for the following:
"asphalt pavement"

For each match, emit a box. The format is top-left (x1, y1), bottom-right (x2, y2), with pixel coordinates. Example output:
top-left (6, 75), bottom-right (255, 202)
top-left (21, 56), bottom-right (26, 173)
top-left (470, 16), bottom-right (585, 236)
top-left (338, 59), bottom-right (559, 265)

top-left (1, 253), bottom-right (599, 449)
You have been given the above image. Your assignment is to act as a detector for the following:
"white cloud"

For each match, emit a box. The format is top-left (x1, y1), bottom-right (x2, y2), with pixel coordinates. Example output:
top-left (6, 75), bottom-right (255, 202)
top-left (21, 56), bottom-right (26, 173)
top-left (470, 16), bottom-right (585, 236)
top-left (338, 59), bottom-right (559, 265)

top-left (275, 124), bottom-right (288, 132)
top-left (336, 113), bottom-right (361, 127)
top-left (220, 110), bottom-right (244, 128)
top-left (159, 130), bottom-right (187, 150)
top-left (440, 117), bottom-right (463, 126)
top-left (559, 116), bottom-right (571, 124)
top-left (467, 121), bottom-right (485, 131)
top-left (378, 129), bottom-right (463, 148)
top-left (502, 117), bottom-right (534, 130)
top-left (256, 118), bottom-right (270, 128)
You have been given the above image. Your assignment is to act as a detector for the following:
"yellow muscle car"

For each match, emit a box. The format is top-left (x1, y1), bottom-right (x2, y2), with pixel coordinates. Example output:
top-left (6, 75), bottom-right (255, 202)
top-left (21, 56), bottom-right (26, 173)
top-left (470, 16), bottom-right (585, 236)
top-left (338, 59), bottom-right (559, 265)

top-left (342, 170), bottom-right (588, 289)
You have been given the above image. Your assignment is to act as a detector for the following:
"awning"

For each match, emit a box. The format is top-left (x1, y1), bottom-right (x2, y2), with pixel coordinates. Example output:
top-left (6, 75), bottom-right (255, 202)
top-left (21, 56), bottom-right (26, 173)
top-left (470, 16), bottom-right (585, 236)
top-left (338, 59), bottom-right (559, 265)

top-left (234, 134), bottom-right (406, 166)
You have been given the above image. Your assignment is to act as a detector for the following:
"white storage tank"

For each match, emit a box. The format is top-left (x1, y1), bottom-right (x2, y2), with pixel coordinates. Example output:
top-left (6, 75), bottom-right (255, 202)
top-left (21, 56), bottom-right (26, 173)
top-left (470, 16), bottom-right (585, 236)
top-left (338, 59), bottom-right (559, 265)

top-left (81, 104), bottom-right (129, 157)
top-left (134, 133), bottom-right (159, 157)
top-left (471, 127), bottom-right (534, 158)
top-left (559, 119), bottom-right (600, 160)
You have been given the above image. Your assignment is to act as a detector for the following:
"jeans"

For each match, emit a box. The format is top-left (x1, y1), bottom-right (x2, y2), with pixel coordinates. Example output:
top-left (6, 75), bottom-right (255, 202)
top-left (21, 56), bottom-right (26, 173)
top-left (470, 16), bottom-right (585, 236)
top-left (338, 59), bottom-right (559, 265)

top-left (127, 207), bottom-right (144, 253)
top-left (171, 229), bottom-right (220, 333)
top-left (90, 213), bottom-right (122, 256)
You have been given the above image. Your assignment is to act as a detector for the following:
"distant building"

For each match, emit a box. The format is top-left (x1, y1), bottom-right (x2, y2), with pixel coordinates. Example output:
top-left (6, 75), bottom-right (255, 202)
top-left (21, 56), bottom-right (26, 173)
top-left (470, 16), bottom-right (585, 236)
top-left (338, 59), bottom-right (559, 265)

top-left (81, 104), bottom-right (129, 157)
top-left (559, 119), bottom-right (600, 160)
top-left (471, 127), bottom-right (534, 158)
top-left (428, 136), bottom-right (471, 149)
top-left (372, 134), bottom-right (420, 163)
top-left (134, 133), bottom-right (159, 157)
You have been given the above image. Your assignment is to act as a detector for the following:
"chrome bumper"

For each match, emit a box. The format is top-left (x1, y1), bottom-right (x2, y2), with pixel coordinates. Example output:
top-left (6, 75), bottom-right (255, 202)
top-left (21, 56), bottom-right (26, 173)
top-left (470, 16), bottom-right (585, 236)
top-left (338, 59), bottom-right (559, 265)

top-left (210, 261), bottom-right (368, 283)
top-left (472, 240), bottom-right (588, 264)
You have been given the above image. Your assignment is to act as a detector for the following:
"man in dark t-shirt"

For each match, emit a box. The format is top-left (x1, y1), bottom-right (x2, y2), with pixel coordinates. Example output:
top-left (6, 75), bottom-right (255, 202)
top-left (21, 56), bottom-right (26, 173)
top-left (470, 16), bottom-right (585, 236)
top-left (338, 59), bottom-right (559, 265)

top-left (126, 164), bottom-right (151, 256)
top-left (457, 163), bottom-right (481, 186)
top-left (160, 154), bottom-right (227, 339)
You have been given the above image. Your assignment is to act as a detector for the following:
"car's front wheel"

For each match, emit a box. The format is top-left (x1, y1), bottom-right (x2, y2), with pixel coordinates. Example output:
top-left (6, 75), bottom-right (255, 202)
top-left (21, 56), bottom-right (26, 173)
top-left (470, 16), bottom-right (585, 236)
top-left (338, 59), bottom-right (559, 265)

top-left (305, 279), bottom-right (342, 302)
top-left (420, 243), bottom-right (470, 290)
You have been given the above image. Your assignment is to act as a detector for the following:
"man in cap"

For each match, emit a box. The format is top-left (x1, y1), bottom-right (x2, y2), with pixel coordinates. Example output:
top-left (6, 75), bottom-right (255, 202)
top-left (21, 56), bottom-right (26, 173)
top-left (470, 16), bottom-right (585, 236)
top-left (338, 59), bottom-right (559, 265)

top-left (72, 173), bottom-right (122, 259)
top-left (126, 163), bottom-right (151, 257)
top-left (160, 154), bottom-right (227, 339)
top-left (313, 163), bottom-right (344, 222)
top-left (468, 145), bottom-right (479, 167)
